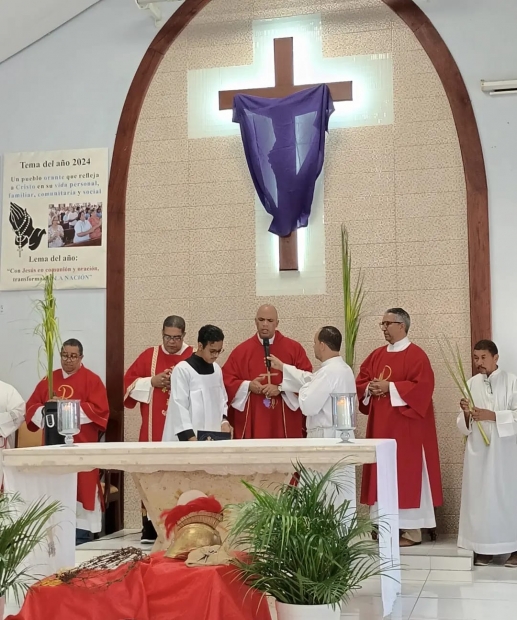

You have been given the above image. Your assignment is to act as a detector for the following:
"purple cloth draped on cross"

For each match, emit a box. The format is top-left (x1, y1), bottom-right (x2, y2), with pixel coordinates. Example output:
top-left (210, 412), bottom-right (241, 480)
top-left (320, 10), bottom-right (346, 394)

top-left (232, 84), bottom-right (334, 237)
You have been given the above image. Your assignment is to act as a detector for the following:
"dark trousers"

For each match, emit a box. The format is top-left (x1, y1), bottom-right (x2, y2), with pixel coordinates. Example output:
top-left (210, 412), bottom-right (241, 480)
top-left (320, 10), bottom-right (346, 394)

top-left (76, 528), bottom-right (93, 546)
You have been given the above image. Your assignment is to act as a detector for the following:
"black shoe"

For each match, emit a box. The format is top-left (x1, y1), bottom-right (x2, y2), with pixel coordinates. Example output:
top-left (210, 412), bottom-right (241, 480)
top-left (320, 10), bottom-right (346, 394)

top-left (141, 516), bottom-right (157, 544)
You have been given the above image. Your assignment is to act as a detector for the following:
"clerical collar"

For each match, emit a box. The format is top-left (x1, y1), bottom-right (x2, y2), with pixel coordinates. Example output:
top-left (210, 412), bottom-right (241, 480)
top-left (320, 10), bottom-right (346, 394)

top-left (257, 334), bottom-right (275, 345)
top-left (61, 366), bottom-right (81, 379)
top-left (387, 336), bottom-right (411, 353)
top-left (185, 353), bottom-right (214, 375)
top-left (161, 342), bottom-right (189, 356)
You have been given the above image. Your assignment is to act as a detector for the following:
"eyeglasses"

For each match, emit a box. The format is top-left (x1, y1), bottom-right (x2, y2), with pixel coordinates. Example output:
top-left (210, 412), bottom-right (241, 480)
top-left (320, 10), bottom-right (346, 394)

top-left (209, 349), bottom-right (224, 356)
top-left (61, 353), bottom-right (81, 360)
top-left (379, 321), bottom-right (403, 329)
top-left (163, 334), bottom-right (184, 343)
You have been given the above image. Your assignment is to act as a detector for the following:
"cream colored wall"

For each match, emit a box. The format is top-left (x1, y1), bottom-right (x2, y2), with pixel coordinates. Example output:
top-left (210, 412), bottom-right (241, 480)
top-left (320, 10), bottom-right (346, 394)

top-left (124, 0), bottom-right (470, 533)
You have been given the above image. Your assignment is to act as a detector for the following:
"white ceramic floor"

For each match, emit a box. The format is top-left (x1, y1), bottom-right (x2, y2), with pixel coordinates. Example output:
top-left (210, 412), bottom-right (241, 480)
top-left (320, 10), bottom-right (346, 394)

top-left (5, 533), bottom-right (517, 619)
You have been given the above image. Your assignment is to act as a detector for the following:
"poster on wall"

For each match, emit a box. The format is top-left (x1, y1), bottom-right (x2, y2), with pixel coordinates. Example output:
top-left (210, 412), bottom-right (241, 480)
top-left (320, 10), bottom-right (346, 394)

top-left (0, 148), bottom-right (108, 290)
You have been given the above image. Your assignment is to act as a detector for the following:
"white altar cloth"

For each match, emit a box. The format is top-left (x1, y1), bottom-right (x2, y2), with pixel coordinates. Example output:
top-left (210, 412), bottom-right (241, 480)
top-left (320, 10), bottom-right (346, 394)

top-left (2, 438), bottom-right (400, 616)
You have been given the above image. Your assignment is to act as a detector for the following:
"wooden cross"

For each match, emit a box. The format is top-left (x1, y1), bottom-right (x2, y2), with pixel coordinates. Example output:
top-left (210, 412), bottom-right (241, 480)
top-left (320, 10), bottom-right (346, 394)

top-left (219, 37), bottom-right (353, 271)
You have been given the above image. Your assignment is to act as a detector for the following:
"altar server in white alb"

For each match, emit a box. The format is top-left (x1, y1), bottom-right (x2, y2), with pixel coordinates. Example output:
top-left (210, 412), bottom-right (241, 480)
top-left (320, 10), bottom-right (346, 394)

top-left (268, 326), bottom-right (356, 438)
top-left (457, 339), bottom-right (517, 567)
top-left (163, 325), bottom-right (230, 441)
top-left (0, 380), bottom-right (25, 483)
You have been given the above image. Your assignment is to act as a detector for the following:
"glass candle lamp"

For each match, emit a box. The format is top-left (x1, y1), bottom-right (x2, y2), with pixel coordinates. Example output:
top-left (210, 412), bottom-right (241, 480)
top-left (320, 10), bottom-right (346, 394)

top-left (331, 393), bottom-right (356, 443)
top-left (57, 400), bottom-right (81, 446)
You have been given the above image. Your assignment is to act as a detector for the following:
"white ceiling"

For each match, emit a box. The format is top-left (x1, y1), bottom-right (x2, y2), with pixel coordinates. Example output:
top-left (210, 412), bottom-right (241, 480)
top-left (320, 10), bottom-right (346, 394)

top-left (0, 0), bottom-right (102, 64)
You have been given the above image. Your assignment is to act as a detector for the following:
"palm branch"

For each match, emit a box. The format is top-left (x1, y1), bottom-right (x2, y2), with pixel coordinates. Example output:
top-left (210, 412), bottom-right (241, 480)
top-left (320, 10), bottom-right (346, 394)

top-left (227, 461), bottom-right (393, 607)
top-left (438, 336), bottom-right (490, 446)
top-left (341, 225), bottom-right (366, 369)
top-left (33, 273), bottom-right (61, 397)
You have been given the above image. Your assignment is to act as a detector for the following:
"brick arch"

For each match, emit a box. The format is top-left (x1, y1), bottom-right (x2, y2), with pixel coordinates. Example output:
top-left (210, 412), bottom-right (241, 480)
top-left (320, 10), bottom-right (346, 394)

top-left (105, 0), bottom-right (490, 448)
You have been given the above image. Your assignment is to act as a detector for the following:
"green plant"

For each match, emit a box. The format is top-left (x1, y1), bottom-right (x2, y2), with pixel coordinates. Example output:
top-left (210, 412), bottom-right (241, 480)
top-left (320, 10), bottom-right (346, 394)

top-left (34, 273), bottom-right (61, 398)
top-left (438, 336), bottom-right (490, 446)
top-left (341, 224), bottom-right (365, 369)
top-left (228, 461), bottom-right (388, 608)
top-left (0, 493), bottom-right (61, 603)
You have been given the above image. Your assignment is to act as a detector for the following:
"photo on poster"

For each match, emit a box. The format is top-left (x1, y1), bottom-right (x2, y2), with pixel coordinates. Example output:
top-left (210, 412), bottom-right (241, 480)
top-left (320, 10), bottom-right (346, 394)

top-left (1, 148), bottom-right (108, 290)
top-left (47, 202), bottom-right (104, 249)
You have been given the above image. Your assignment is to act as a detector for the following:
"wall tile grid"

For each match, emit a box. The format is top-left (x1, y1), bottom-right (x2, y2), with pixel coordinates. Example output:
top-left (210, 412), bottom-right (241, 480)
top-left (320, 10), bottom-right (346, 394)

top-left (124, 0), bottom-right (470, 532)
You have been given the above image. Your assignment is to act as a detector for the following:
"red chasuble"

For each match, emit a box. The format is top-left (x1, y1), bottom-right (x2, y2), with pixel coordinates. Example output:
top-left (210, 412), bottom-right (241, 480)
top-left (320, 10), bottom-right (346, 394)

top-left (25, 366), bottom-right (109, 511)
top-left (356, 343), bottom-right (443, 510)
top-left (223, 331), bottom-right (312, 439)
top-left (124, 345), bottom-right (193, 442)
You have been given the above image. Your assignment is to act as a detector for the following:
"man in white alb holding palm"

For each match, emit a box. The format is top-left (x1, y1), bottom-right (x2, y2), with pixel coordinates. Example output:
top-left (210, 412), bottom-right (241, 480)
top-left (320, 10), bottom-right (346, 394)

top-left (457, 339), bottom-right (517, 567)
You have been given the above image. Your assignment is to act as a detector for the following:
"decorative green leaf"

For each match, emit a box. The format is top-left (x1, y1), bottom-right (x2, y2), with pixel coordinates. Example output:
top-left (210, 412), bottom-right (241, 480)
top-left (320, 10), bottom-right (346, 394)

top-left (228, 461), bottom-right (393, 606)
top-left (0, 493), bottom-right (61, 603)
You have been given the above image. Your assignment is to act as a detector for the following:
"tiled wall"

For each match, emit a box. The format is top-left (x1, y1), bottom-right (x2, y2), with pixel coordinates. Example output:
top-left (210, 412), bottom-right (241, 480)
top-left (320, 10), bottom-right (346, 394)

top-left (124, 0), bottom-right (470, 533)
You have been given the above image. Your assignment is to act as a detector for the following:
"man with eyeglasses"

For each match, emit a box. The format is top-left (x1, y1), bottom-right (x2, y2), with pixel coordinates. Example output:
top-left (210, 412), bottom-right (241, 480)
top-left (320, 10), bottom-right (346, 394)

top-left (25, 338), bottom-right (110, 545)
top-left (457, 340), bottom-right (517, 567)
top-left (356, 308), bottom-right (442, 548)
top-left (163, 325), bottom-right (229, 441)
top-left (124, 315), bottom-right (192, 542)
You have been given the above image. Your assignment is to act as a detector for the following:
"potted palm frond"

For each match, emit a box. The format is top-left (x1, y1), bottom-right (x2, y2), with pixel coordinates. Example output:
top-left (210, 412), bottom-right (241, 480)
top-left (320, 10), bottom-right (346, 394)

top-left (228, 462), bottom-right (388, 620)
top-left (0, 493), bottom-right (61, 615)
top-left (34, 273), bottom-right (62, 444)
top-left (341, 224), bottom-right (365, 369)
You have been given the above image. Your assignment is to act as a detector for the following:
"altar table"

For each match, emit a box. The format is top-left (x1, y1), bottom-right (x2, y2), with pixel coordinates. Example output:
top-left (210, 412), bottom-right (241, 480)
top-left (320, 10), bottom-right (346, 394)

top-left (2, 438), bottom-right (401, 616)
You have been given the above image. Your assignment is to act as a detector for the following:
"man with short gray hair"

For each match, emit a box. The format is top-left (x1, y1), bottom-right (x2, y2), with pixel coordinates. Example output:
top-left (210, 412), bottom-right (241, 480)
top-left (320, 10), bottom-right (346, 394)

top-left (124, 315), bottom-right (193, 542)
top-left (356, 308), bottom-right (443, 547)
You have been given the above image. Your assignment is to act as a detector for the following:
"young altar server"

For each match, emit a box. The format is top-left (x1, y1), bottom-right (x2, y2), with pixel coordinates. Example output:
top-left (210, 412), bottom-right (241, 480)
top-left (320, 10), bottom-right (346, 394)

top-left (162, 325), bottom-right (230, 441)
top-left (26, 338), bottom-right (109, 545)
top-left (268, 326), bottom-right (356, 437)
top-left (457, 339), bottom-right (517, 567)
top-left (222, 304), bottom-right (312, 439)
top-left (356, 308), bottom-right (442, 547)
top-left (0, 379), bottom-right (25, 484)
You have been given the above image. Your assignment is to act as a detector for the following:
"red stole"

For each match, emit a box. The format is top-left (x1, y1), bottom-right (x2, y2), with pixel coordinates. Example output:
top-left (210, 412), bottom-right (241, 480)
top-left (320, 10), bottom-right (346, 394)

top-left (26, 366), bottom-right (110, 511)
top-left (124, 345), bottom-right (193, 441)
top-left (222, 332), bottom-right (312, 439)
top-left (356, 343), bottom-right (443, 509)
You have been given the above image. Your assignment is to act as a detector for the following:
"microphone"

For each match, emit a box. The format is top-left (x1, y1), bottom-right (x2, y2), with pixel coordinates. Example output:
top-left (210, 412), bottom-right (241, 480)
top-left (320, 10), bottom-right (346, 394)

top-left (263, 338), bottom-right (271, 371)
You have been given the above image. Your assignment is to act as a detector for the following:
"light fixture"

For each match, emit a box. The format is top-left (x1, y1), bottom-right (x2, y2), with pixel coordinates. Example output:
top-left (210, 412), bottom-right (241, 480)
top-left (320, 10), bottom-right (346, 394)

top-left (134, 0), bottom-right (182, 26)
top-left (134, 0), bottom-right (162, 25)
top-left (481, 79), bottom-right (517, 96)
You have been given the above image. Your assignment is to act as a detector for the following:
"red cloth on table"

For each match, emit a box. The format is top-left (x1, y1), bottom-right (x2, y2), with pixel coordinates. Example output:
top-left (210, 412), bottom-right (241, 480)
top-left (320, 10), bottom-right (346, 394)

top-left (222, 331), bottom-right (312, 439)
top-left (124, 345), bottom-right (194, 441)
top-left (7, 553), bottom-right (271, 620)
top-left (25, 366), bottom-right (109, 511)
top-left (356, 342), bottom-right (443, 509)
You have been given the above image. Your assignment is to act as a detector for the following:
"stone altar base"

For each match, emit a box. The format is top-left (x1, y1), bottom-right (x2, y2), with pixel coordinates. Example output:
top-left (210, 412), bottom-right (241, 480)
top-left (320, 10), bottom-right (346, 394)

top-left (133, 470), bottom-right (291, 552)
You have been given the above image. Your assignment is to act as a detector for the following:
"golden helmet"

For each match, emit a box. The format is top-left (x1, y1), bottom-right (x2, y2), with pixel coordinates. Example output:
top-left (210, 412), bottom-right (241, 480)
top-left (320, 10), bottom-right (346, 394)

top-left (161, 492), bottom-right (224, 560)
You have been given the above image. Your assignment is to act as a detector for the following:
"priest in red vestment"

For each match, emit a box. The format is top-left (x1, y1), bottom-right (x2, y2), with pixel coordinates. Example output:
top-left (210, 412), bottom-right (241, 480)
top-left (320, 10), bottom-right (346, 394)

top-left (123, 315), bottom-right (193, 541)
top-left (25, 338), bottom-right (109, 546)
top-left (222, 304), bottom-right (312, 439)
top-left (356, 308), bottom-right (443, 547)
